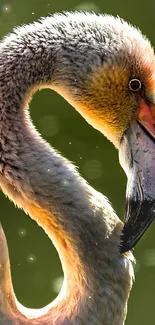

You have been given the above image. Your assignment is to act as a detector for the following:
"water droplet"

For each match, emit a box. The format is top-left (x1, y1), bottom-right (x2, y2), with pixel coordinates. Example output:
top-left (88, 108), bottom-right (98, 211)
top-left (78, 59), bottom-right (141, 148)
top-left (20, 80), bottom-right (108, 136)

top-left (62, 179), bottom-right (69, 186)
top-left (27, 254), bottom-right (37, 264)
top-left (18, 228), bottom-right (27, 237)
top-left (1, 4), bottom-right (12, 13)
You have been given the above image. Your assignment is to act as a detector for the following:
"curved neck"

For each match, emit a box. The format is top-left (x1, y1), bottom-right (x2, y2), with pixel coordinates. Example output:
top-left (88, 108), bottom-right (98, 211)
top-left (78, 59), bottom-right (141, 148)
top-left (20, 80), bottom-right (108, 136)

top-left (0, 15), bottom-right (133, 325)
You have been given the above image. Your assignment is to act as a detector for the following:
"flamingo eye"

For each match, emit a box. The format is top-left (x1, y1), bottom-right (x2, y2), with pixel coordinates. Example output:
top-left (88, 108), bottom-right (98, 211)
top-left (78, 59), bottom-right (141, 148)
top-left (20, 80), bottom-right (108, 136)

top-left (129, 79), bottom-right (141, 92)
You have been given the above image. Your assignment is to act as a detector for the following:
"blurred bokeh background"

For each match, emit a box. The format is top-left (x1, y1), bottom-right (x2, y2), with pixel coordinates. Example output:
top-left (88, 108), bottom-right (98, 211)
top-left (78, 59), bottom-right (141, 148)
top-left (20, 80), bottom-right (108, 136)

top-left (0, 0), bottom-right (155, 324)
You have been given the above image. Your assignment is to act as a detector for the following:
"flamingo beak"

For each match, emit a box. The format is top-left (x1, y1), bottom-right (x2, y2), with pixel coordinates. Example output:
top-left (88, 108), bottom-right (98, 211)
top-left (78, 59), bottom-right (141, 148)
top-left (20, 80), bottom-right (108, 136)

top-left (119, 99), bottom-right (155, 253)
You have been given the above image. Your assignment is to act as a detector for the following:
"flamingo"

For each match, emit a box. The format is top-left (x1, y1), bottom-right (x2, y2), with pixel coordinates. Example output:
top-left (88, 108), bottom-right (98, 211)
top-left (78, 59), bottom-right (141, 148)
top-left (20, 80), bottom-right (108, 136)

top-left (0, 12), bottom-right (155, 325)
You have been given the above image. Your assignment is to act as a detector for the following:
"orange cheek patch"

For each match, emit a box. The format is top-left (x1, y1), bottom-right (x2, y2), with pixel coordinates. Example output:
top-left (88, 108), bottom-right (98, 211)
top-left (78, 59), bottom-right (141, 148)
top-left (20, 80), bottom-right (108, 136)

top-left (54, 65), bottom-right (137, 145)
top-left (84, 65), bottom-right (129, 113)
top-left (78, 65), bottom-right (136, 143)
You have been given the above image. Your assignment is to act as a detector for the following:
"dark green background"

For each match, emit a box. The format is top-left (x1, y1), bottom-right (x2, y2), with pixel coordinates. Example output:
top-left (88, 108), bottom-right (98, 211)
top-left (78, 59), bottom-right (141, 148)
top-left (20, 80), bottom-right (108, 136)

top-left (0, 0), bottom-right (155, 324)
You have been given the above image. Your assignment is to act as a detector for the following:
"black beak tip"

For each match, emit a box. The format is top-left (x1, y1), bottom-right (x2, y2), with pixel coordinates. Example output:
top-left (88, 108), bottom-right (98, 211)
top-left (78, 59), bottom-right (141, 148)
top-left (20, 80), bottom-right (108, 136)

top-left (120, 199), bottom-right (155, 254)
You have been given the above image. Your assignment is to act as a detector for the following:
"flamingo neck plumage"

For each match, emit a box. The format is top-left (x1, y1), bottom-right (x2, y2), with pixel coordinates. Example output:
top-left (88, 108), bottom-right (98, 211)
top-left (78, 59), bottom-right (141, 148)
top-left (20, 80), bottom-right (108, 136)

top-left (0, 13), bottom-right (134, 325)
